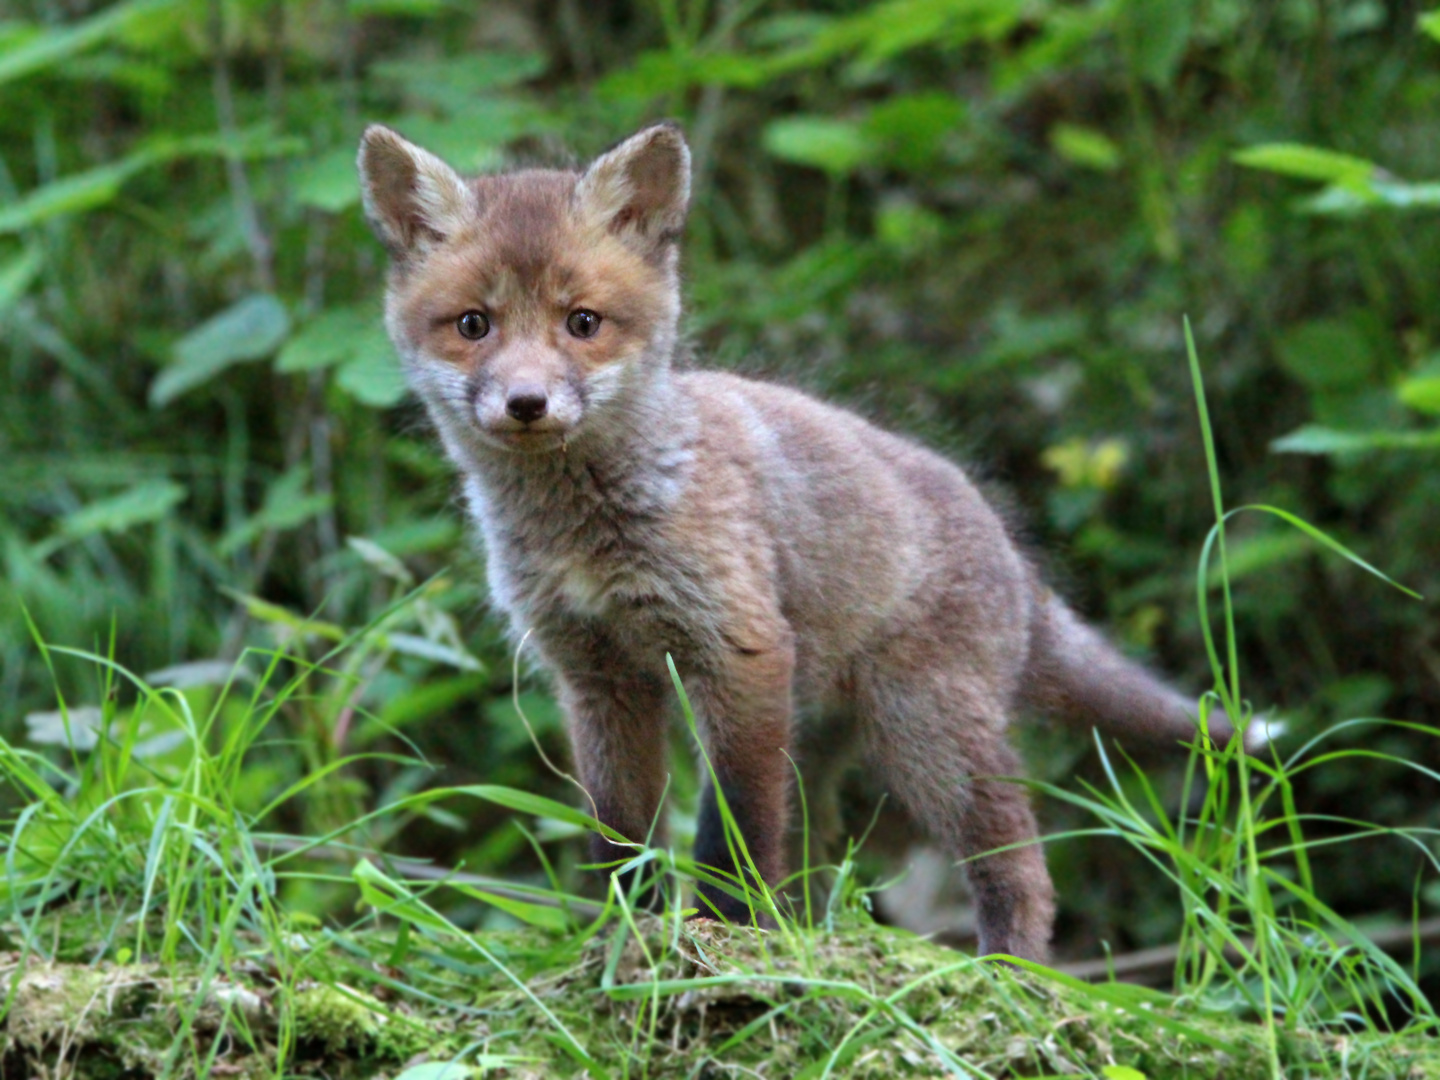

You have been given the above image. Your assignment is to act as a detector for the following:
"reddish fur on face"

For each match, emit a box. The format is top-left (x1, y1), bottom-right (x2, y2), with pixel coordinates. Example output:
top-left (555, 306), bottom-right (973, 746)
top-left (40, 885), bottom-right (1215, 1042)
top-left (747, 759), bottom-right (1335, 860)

top-left (361, 122), bottom-right (1226, 963)
top-left (390, 171), bottom-right (674, 383)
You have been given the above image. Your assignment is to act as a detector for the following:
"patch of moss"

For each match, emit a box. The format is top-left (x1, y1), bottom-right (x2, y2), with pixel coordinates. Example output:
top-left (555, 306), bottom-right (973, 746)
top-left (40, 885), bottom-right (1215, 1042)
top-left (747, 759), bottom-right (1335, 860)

top-left (0, 958), bottom-right (450, 1078)
top-left (290, 980), bottom-right (447, 1064)
top-left (4, 914), bottom-right (1439, 1078)
top-left (446, 918), bottom-right (1440, 1079)
top-left (292, 983), bottom-right (383, 1055)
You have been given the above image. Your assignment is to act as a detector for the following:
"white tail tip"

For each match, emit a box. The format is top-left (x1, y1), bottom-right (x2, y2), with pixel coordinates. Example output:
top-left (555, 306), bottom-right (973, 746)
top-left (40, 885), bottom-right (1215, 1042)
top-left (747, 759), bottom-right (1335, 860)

top-left (1242, 712), bottom-right (1287, 754)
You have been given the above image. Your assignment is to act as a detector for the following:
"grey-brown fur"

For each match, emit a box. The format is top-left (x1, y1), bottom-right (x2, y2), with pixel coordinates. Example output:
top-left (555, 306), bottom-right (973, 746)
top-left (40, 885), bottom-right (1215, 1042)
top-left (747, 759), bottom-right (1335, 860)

top-left (359, 121), bottom-right (1233, 961)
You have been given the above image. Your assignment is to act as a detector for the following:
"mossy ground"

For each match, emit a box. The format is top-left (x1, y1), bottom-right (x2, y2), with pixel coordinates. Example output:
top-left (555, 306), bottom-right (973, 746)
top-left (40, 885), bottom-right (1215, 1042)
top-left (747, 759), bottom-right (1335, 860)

top-left (2, 912), bottom-right (1437, 1078)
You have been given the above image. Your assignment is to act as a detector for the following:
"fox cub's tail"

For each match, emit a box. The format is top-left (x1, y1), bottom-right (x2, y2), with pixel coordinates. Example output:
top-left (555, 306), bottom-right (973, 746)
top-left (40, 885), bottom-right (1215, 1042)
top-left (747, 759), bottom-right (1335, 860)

top-left (1021, 591), bottom-right (1257, 753)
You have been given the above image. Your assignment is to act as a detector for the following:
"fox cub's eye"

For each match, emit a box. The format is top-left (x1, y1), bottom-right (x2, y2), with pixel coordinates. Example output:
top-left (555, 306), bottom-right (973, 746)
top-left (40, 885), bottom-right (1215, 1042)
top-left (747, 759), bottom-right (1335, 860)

top-left (457, 311), bottom-right (490, 340)
top-left (566, 309), bottom-right (602, 339)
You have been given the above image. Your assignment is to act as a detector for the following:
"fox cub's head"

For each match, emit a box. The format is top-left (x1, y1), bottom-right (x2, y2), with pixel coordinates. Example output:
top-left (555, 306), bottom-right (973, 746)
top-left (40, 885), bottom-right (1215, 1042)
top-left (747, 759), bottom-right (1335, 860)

top-left (358, 123), bottom-right (690, 456)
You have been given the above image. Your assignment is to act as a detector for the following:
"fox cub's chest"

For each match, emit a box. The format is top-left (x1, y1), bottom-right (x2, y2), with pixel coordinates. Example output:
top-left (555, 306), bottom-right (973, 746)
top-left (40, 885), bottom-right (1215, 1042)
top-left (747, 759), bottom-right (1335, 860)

top-left (472, 453), bottom-right (702, 631)
top-left (546, 557), bottom-right (638, 617)
top-left (497, 515), bottom-right (683, 626)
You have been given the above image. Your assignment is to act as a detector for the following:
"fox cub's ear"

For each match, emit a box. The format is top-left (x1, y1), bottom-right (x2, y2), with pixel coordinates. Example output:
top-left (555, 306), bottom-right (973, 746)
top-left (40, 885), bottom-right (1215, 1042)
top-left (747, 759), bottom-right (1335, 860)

top-left (576, 123), bottom-right (690, 256)
top-left (357, 125), bottom-right (474, 255)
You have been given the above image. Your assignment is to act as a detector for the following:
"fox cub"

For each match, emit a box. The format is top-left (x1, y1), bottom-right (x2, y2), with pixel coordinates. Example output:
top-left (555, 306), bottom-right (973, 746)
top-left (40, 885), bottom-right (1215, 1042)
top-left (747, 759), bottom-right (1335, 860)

top-left (358, 121), bottom-right (1232, 961)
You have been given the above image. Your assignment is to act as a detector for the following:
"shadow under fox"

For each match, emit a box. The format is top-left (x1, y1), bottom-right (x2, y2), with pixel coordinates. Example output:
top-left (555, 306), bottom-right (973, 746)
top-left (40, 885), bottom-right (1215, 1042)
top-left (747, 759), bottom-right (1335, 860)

top-left (359, 120), bottom-right (1237, 961)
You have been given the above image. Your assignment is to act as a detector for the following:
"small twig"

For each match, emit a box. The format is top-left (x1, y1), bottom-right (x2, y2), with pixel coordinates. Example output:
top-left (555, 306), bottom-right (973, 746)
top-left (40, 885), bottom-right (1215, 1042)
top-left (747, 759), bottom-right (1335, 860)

top-left (302, 212), bottom-right (341, 573)
top-left (334, 0), bottom-right (359, 132)
top-left (263, 0), bottom-right (287, 199)
top-left (685, 0), bottom-right (739, 202)
top-left (208, 0), bottom-right (275, 293)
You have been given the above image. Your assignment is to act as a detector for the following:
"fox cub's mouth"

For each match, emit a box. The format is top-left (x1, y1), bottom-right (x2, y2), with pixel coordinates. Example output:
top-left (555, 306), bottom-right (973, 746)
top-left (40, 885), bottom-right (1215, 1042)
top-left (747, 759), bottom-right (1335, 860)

top-left (466, 377), bottom-right (586, 452)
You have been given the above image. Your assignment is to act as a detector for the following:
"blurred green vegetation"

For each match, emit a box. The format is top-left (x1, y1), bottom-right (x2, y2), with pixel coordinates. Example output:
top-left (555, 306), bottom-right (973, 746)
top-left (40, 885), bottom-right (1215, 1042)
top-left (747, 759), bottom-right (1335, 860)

top-left (1, 0), bottom-right (1438, 967)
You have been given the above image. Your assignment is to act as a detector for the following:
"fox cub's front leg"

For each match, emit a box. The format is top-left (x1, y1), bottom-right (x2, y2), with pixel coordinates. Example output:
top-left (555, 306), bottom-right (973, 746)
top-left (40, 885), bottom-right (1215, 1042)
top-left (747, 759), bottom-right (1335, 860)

top-left (555, 668), bottom-right (672, 904)
top-left (687, 640), bottom-right (796, 922)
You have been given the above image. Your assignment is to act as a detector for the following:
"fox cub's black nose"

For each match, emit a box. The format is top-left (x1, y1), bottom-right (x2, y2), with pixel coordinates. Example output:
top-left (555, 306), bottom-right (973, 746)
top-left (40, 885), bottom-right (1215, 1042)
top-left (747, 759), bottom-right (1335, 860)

top-left (505, 388), bottom-right (548, 423)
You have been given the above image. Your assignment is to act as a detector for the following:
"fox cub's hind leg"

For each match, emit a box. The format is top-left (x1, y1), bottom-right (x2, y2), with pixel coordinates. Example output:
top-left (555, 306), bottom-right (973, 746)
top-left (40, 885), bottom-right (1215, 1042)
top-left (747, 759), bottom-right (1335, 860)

top-left (858, 660), bottom-right (1055, 962)
top-left (787, 709), bottom-right (863, 902)
top-left (687, 641), bottom-right (796, 923)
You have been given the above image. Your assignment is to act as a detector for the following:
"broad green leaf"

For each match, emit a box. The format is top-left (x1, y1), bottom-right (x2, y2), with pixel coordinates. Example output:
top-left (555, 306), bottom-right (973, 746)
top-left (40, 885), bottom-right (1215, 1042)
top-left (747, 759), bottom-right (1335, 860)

top-left (1234, 143), bottom-right (1377, 186)
top-left (597, 50), bottom-right (770, 100)
top-left (1222, 202), bottom-right (1271, 281)
top-left (1276, 318), bottom-right (1375, 389)
top-left (57, 479), bottom-right (186, 540)
top-left (864, 93), bottom-right (967, 169)
top-left (1204, 531), bottom-right (1309, 587)
top-left (994, 2), bottom-right (1113, 95)
top-left (347, 535), bottom-right (414, 584)
top-left (875, 198), bottom-right (944, 254)
top-left (0, 129), bottom-right (302, 236)
top-left (371, 53), bottom-right (548, 109)
top-left (0, 154), bottom-right (157, 234)
top-left (166, 127), bottom-right (307, 163)
top-left (1050, 123), bottom-right (1121, 172)
top-left (218, 466), bottom-right (332, 557)
top-left (0, 0), bottom-right (175, 87)
top-left (361, 675), bottom-right (485, 744)
top-left (763, 116), bottom-right (873, 175)
top-left (772, 0), bottom-right (1026, 71)
top-left (348, 0), bottom-right (448, 16)
top-left (448, 882), bottom-right (572, 930)
top-left (1122, 0), bottom-right (1192, 87)
top-left (448, 784), bottom-right (622, 840)
top-left (384, 112), bottom-right (512, 172)
top-left (276, 307), bottom-right (372, 373)
top-left (1359, 179), bottom-right (1440, 209)
top-left (291, 148), bottom-right (361, 213)
top-left (1102, 1067), bottom-right (1150, 1080)
top-left (383, 633), bottom-right (482, 672)
top-left (1420, 9), bottom-right (1440, 41)
top-left (1397, 365), bottom-right (1440, 415)
top-left (0, 246), bottom-right (42, 313)
top-left (1298, 178), bottom-right (1440, 215)
top-left (1223, 503), bottom-right (1422, 599)
top-left (151, 295), bottom-right (291, 407)
top-left (335, 327), bottom-right (407, 407)
top-left (52, 53), bottom-right (173, 95)
top-left (352, 859), bottom-right (455, 933)
top-left (487, 692), bottom-right (565, 754)
top-left (222, 590), bottom-right (347, 641)
top-left (1271, 425), bottom-right (1440, 454)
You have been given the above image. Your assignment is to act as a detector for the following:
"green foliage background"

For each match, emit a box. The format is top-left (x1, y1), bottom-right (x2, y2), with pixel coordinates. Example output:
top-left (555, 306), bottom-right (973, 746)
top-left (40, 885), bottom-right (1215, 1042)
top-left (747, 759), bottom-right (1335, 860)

top-left (1, 0), bottom-right (1438, 965)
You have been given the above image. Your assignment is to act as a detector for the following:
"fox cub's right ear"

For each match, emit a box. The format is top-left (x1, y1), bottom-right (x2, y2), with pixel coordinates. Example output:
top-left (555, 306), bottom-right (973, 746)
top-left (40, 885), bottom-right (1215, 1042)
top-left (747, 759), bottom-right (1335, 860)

top-left (576, 123), bottom-right (690, 258)
top-left (357, 125), bottom-right (474, 255)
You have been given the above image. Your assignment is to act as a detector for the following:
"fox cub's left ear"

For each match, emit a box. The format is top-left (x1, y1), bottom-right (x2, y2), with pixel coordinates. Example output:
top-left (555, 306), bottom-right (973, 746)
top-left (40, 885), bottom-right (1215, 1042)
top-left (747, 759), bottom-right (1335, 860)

top-left (357, 125), bottom-right (474, 256)
top-left (576, 123), bottom-right (691, 258)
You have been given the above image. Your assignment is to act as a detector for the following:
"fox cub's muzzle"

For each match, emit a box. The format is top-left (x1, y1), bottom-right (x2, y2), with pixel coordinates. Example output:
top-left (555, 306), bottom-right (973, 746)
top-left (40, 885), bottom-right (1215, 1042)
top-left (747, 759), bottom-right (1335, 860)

top-left (468, 364), bottom-right (584, 453)
top-left (504, 385), bottom-right (549, 424)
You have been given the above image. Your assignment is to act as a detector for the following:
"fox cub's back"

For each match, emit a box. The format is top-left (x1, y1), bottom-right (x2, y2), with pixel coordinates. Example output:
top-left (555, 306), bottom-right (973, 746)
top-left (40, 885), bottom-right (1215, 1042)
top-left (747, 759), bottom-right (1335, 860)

top-left (676, 369), bottom-right (1033, 684)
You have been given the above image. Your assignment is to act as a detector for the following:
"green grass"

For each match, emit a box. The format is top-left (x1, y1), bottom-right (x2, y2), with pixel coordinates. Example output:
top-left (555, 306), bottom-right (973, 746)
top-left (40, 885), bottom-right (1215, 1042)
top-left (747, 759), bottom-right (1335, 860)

top-left (1, 330), bottom-right (1437, 1078)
